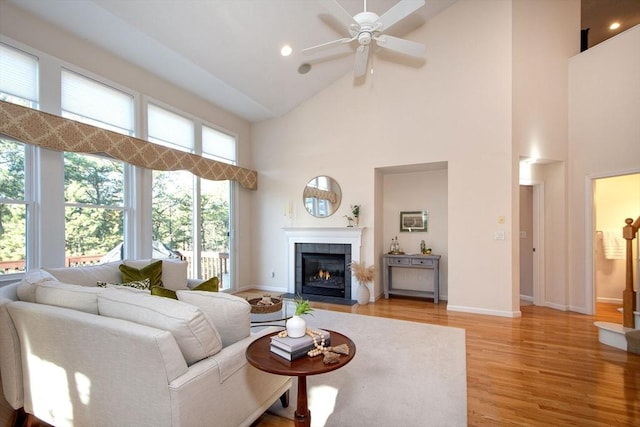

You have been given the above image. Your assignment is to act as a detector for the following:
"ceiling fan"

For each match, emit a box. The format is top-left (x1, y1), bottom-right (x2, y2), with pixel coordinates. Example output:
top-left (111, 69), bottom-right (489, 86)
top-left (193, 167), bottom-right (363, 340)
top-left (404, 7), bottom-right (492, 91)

top-left (302, 0), bottom-right (427, 78)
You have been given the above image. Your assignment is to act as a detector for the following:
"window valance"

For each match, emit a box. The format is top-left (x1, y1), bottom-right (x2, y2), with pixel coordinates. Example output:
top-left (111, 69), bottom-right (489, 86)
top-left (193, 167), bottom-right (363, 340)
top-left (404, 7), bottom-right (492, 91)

top-left (0, 100), bottom-right (258, 190)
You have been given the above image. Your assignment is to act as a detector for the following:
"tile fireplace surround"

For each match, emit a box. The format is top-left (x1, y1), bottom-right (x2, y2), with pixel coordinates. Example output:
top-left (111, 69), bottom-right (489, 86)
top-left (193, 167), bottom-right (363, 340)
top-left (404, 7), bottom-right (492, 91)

top-left (284, 227), bottom-right (364, 301)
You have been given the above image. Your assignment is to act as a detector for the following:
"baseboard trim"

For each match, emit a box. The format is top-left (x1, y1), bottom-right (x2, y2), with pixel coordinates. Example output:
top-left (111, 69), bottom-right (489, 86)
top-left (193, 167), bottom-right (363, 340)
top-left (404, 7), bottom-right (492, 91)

top-left (597, 297), bottom-right (623, 304)
top-left (447, 304), bottom-right (521, 318)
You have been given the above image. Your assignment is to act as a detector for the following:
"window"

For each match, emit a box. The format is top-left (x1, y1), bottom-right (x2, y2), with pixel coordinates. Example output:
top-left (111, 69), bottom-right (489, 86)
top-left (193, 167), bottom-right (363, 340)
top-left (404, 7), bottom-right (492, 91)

top-left (0, 43), bottom-right (38, 108)
top-left (61, 70), bottom-right (132, 266)
top-left (0, 43), bottom-right (38, 274)
top-left (149, 104), bottom-right (235, 289)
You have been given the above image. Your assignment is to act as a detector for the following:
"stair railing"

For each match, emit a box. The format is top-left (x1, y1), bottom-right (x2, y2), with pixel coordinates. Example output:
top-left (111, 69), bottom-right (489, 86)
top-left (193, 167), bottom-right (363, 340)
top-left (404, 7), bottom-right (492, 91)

top-left (622, 216), bottom-right (640, 328)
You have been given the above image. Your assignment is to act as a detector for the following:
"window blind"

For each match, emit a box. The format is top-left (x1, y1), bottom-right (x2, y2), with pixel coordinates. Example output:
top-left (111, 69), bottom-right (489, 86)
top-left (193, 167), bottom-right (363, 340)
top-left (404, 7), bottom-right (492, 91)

top-left (148, 103), bottom-right (194, 152)
top-left (61, 69), bottom-right (133, 135)
top-left (203, 125), bottom-right (236, 165)
top-left (0, 43), bottom-right (38, 104)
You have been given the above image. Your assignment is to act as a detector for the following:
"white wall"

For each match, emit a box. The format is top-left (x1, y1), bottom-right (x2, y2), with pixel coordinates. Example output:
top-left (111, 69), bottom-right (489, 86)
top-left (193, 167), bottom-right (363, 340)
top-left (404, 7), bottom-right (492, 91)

top-left (252, 0), bottom-right (519, 316)
top-left (568, 25), bottom-right (640, 314)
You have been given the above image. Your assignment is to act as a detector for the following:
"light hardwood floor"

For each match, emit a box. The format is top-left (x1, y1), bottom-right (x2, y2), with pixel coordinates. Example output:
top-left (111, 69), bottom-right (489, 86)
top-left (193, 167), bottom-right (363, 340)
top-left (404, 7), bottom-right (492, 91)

top-left (2, 296), bottom-right (638, 427)
top-left (251, 295), bottom-right (640, 427)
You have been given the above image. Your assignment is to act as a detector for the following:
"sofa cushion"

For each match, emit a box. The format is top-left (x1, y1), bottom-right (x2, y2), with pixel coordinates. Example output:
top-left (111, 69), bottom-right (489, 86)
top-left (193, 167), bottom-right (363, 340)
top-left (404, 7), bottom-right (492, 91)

top-left (97, 278), bottom-right (151, 290)
top-left (124, 259), bottom-right (188, 291)
top-left (44, 261), bottom-right (122, 286)
top-left (175, 291), bottom-right (250, 347)
top-left (119, 260), bottom-right (163, 288)
top-left (17, 269), bottom-right (57, 302)
top-left (98, 289), bottom-right (223, 365)
top-left (34, 282), bottom-right (104, 314)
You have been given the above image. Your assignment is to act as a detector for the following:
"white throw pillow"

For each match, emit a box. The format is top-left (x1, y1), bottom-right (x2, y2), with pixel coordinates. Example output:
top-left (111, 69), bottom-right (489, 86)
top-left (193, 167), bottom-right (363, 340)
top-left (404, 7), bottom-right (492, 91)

top-left (35, 283), bottom-right (104, 314)
top-left (176, 291), bottom-right (250, 347)
top-left (17, 269), bottom-right (56, 302)
top-left (124, 259), bottom-right (188, 291)
top-left (44, 261), bottom-right (122, 286)
top-left (98, 288), bottom-right (222, 365)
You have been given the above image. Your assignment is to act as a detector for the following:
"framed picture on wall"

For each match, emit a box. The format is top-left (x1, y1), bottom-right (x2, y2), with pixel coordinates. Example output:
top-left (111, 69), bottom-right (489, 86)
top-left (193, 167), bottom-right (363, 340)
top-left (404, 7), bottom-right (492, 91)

top-left (400, 211), bottom-right (428, 232)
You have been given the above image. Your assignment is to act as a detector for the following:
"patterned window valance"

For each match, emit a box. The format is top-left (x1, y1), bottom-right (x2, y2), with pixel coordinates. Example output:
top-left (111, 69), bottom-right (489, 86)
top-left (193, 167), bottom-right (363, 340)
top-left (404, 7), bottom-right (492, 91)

top-left (303, 186), bottom-right (338, 203)
top-left (0, 101), bottom-right (258, 190)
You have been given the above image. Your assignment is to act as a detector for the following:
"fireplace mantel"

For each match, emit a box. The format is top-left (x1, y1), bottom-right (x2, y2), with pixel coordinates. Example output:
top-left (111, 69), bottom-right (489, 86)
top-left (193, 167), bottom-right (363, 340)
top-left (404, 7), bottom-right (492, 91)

top-left (284, 227), bottom-right (364, 298)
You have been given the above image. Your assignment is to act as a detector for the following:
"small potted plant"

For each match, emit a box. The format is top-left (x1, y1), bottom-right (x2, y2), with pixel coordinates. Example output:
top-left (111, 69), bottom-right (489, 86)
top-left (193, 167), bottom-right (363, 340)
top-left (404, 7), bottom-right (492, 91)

top-left (351, 204), bottom-right (360, 227)
top-left (286, 295), bottom-right (314, 338)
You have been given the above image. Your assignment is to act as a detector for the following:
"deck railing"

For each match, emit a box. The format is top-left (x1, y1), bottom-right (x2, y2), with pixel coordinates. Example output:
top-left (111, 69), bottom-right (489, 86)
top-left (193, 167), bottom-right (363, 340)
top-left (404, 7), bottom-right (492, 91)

top-left (0, 252), bottom-right (230, 286)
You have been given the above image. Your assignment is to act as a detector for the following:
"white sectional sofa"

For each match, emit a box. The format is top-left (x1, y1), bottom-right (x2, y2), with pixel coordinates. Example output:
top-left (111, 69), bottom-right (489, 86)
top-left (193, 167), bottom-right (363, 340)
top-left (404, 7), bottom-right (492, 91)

top-left (0, 260), bottom-right (291, 427)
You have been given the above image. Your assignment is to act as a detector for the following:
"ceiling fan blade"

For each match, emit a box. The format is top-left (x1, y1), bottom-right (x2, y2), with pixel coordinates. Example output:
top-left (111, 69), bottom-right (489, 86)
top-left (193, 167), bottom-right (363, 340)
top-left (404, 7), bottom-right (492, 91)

top-left (377, 0), bottom-right (425, 31)
top-left (322, 0), bottom-right (360, 34)
top-left (375, 35), bottom-right (425, 57)
top-left (354, 44), bottom-right (370, 77)
top-left (302, 37), bottom-right (354, 54)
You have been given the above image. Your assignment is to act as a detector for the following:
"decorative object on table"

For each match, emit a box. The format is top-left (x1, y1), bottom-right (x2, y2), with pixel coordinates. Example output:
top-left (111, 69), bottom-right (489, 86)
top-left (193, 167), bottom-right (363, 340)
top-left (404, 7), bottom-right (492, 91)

top-left (350, 260), bottom-right (376, 305)
top-left (400, 210), bottom-right (428, 232)
top-left (388, 236), bottom-right (404, 254)
top-left (285, 295), bottom-right (313, 338)
top-left (420, 240), bottom-right (432, 255)
top-left (270, 328), bottom-right (331, 361)
top-left (248, 296), bottom-right (283, 314)
top-left (271, 328), bottom-right (351, 364)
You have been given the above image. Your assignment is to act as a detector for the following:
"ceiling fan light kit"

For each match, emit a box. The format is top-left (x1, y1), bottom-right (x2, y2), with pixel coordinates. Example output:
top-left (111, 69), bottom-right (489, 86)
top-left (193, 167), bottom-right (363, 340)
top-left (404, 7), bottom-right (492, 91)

top-left (302, 0), bottom-right (427, 78)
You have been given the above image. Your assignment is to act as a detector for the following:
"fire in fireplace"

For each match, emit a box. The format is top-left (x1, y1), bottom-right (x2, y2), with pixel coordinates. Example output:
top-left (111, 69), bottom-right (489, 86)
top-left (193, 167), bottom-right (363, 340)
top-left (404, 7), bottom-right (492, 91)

top-left (295, 243), bottom-right (351, 301)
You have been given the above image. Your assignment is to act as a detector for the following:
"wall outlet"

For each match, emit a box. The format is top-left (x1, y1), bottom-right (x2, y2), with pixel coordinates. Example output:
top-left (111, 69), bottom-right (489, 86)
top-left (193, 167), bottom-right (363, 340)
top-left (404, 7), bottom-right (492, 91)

top-left (494, 231), bottom-right (505, 240)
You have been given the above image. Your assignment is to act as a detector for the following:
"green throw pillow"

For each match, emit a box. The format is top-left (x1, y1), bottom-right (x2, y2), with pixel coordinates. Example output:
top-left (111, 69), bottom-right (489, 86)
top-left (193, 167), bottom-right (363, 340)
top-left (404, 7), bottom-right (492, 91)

top-left (119, 260), bottom-right (163, 289)
top-left (151, 286), bottom-right (178, 299)
top-left (193, 276), bottom-right (219, 292)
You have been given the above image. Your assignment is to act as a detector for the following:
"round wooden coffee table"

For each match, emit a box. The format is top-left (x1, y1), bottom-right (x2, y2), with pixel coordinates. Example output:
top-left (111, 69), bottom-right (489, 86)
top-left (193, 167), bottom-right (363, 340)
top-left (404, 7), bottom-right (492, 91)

top-left (246, 330), bottom-right (356, 427)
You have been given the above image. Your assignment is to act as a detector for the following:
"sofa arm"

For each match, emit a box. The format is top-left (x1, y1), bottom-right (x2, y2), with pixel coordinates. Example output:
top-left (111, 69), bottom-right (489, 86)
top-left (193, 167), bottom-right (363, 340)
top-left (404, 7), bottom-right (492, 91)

top-left (8, 301), bottom-right (189, 427)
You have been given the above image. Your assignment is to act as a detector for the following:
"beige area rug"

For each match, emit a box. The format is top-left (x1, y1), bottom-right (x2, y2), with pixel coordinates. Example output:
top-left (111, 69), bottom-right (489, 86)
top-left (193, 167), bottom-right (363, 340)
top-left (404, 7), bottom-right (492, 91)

top-left (266, 309), bottom-right (467, 426)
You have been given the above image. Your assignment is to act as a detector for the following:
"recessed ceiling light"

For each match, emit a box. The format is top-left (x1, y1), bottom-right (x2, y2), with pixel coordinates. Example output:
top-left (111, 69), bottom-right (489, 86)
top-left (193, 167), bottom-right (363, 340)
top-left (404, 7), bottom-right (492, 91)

top-left (280, 45), bottom-right (292, 57)
top-left (609, 22), bottom-right (621, 30)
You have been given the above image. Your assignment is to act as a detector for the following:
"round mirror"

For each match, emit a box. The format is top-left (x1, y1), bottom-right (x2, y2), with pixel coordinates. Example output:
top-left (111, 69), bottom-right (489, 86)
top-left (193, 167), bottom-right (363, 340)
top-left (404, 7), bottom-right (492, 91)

top-left (303, 176), bottom-right (342, 218)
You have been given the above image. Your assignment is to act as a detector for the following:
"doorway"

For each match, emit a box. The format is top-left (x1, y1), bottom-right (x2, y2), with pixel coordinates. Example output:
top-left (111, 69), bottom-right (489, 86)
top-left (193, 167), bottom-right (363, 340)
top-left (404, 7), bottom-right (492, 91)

top-left (592, 173), bottom-right (640, 314)
top-left (519, 182), bottom-right (544, 307)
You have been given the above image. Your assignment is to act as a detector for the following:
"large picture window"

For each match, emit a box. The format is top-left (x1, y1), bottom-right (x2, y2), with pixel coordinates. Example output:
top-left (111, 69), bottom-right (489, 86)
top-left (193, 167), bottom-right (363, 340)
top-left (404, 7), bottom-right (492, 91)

top-left (61, 70), bottom-right (132, 266)
top-left (0, 43), bottom-right (38, 274)
top-left (149, 104), bottom-right (235, 289)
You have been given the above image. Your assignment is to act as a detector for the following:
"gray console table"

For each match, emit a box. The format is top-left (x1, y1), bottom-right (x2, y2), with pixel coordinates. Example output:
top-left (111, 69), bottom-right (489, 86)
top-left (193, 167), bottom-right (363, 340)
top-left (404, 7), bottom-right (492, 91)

top-left (383, 254), bottom-right (441, 303)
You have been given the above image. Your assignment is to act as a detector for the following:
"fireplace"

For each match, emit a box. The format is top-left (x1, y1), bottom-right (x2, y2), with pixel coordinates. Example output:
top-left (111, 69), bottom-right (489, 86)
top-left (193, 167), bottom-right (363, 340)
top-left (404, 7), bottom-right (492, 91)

top-left (295, 243), bottom-right (351, 299)
top-left (285, 227), bottom-right (363, 304)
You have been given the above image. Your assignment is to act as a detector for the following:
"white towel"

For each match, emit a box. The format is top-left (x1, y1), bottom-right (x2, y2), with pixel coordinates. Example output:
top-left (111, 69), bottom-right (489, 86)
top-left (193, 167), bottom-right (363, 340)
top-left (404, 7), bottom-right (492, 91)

top-left (602, 230), bottom-right (626, 260)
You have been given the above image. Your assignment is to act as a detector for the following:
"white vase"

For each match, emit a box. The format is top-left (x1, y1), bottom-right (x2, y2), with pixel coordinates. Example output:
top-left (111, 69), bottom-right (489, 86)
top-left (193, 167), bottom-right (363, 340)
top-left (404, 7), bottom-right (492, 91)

top-left (286, 315), bottom-right (307, 338)
top-left (356, 283), bottom-right (370, 305)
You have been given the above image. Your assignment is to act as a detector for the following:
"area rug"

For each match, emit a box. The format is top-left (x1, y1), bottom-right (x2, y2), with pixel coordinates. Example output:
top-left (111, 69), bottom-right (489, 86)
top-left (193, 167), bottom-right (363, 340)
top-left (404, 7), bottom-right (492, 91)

top-left (266, 309), bottom-right (467, 426)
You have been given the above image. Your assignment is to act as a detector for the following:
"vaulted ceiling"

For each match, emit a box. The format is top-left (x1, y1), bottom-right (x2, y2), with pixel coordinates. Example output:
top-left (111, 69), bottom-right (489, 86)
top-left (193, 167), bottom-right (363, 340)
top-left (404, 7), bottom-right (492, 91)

top-left (5, 0), bottom-right (640, 123)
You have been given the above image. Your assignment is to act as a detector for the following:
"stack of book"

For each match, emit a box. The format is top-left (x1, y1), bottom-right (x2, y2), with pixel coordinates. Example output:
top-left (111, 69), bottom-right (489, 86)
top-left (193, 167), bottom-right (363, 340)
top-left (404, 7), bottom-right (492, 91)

top-left (270, 329), bottom-right (331, 361)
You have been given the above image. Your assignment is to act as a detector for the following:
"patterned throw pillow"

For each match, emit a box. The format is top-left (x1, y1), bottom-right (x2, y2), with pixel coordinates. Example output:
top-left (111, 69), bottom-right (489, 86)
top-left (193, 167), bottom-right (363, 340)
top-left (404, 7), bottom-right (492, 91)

top-left (97, 278), bottom-right (151, 290)
top-left (119, 260), bottom-right (163, 288)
